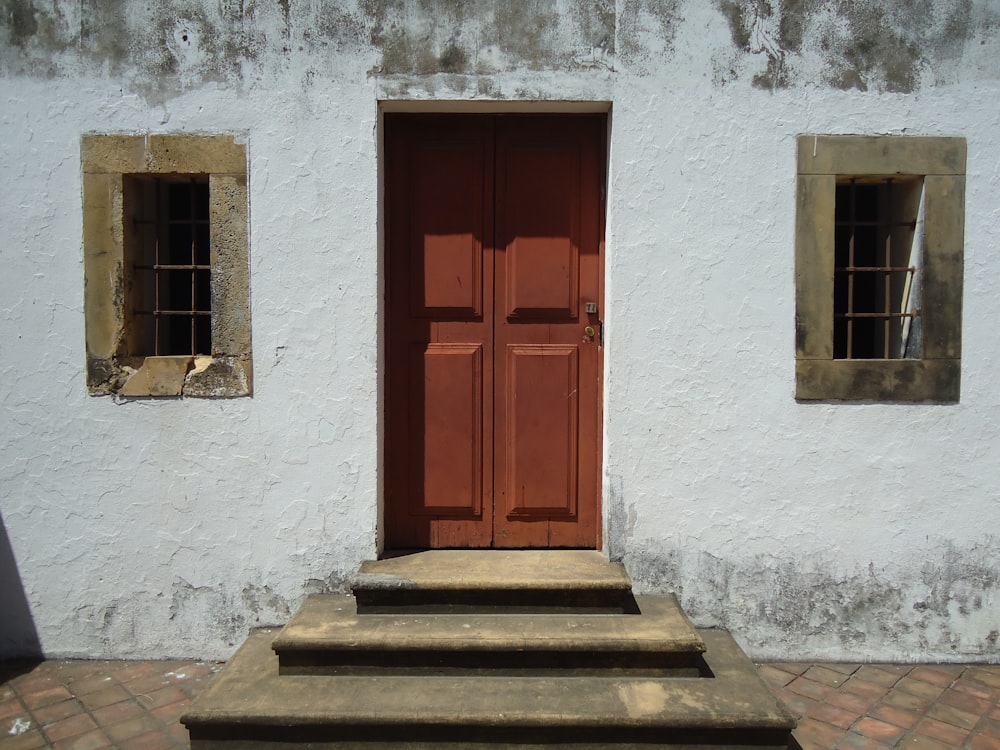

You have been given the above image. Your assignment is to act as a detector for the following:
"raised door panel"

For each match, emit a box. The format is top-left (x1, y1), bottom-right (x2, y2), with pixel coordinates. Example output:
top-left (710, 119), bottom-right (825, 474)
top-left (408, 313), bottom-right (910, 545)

top-left (504, 344), bottom-right (578, 517)
top-left (408, 140), bottom-right (484, 318)
top-left (502, 143), bottom-right (580, 319)
top-left (409, 343), bottom-right (483, 516)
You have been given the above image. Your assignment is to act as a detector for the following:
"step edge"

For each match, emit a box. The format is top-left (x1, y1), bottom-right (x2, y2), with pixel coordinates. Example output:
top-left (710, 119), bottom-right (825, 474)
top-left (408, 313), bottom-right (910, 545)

top-left (182, 630), bottom-right (794, 732)
top-left (183, 709), bottom-right (794, 731)
top-left (271, 640), bottom-right (708, 653)
top-left (272, 594), bottom-right (704, 654)
top-left (273, 594), bottom-right (704, 653)
top-left (352, 578), bottom-right (634, 592)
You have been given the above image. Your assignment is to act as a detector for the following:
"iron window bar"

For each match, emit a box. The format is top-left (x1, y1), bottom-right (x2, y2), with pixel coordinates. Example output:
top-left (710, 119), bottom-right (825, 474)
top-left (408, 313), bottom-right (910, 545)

top-left (131, 177), bottom-right (212, 357)
top-left (833, 178), bottom-right (921, 360)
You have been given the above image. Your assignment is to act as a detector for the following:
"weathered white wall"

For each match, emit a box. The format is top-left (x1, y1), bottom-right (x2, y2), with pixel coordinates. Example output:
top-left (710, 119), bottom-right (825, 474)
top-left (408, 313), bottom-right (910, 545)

top-left (1, 0), bottom-right (998, 662)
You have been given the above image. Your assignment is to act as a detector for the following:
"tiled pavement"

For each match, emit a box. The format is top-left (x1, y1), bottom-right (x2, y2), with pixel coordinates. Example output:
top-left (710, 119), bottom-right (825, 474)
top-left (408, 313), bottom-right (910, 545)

top-left (1, 657), bottom-right (999, 749)
top-left (760, 662), bottom-right (1000, 750)
top-left (0, 659), bottom-right (220, 749)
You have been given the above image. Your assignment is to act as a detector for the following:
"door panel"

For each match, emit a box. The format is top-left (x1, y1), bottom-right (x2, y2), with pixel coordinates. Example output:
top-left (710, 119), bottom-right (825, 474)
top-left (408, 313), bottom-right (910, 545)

top-left (408, 141), bottom-right (484, 317)
top-left (505, 344), bottom-right (578, 517)
top-left (387, 114), bottom-right (603, 549)
top-left (410, 343), bottom-right (483, 515)
top-left (504, 143), bottom-right (580, 318)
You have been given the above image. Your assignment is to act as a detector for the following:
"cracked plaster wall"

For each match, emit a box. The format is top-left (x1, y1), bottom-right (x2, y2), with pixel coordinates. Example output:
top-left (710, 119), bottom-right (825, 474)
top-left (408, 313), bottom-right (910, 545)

top-left (1, 0), bottom-right (999, 661)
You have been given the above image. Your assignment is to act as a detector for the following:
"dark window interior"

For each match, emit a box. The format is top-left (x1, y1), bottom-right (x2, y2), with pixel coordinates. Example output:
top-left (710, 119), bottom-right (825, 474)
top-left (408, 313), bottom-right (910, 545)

top-left (126, 176), bottom-right (212, 356)
top-left (833, 178), bottom-right (923, 360)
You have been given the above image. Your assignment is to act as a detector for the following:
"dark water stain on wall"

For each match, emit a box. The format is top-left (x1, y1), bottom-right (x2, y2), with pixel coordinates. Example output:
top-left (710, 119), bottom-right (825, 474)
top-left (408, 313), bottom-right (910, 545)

top-left (716, 0), bottom-right (992, 92)
top-left (240, 583), bottom-right (291, 622)
top-left (493, 0), bottom-right (563, 71)
top-left (2, 0), bottom-right (617, 93)
top-left (216, 0), bottom-right (267, 80)
top-left (830, 3), bottom-right (921, 92)
top-left (1, 0), bottom-right (998, 98)
top-left (79, 0), bottom-right (128, 74)
top-left (2, 0), bottom-right (78, 76)
top-left (307, 5), bottom-right (369, 58)
top-left (367, 0), bottom-right (614, 75)
top-left (3, 0), bottom-right (39, 48)
top-left (437, 41), bottom-right (468, 72)
top-left (625, 536), bottom-right (1000, 658)
top-left (575, 0), bottom-right (616, 56)
top-left (718, 0), bottom-right (790, 88)
top-left (719, 0), bottom-right (756, 51)
top-left (170, 577), bottom-right (294, 648)
top-left (617, 0), bottom-right (683, 72)
top-left (2, 0), bottom-right (279, 99)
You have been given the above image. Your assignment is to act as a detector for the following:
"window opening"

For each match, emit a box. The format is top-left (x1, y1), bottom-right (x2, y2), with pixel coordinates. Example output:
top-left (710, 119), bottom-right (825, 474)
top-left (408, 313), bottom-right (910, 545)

top-left (127, 176), bottom-right (212, 356)
top-left (833, 177), bottom-right (923, 360)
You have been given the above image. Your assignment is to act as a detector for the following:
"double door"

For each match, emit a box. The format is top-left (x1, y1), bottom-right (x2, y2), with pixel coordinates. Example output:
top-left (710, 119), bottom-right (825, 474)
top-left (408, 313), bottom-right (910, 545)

top-left (386, 114), bottom-right (605, 548)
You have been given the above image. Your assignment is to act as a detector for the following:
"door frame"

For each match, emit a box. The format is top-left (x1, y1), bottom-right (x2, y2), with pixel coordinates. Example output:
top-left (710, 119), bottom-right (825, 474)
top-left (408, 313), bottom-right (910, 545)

top-left (377, 103), bottom-right (610, 554)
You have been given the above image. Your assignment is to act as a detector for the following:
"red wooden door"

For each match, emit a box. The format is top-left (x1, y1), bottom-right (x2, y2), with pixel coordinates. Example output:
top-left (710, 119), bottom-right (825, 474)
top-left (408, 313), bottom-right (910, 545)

top-left (386, 114), bottom-right (604, 548)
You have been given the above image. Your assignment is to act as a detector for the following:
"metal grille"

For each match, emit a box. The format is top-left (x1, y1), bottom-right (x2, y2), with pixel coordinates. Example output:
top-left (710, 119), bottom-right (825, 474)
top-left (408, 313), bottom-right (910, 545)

top-left (834, 178), bottom-right (922, 360)
top-left (129, 177), bottom-right (212, 356)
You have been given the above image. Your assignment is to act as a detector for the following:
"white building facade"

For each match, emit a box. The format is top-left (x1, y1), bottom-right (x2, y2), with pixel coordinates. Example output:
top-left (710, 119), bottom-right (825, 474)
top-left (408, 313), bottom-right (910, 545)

top-left (1, 0), bottom-right (998, 662)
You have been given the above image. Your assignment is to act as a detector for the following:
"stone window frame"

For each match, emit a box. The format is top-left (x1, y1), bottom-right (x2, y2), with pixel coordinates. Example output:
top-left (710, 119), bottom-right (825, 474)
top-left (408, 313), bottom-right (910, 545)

top-left (83, 134), bottom-right (252, 397)
top-left (795, 134), bottom-right (965, 402)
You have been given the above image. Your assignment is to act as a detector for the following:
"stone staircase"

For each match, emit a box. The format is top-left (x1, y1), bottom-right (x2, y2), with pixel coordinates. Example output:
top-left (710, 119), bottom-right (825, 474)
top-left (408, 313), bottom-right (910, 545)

top-left (182, 551), bottom-right (795, 748)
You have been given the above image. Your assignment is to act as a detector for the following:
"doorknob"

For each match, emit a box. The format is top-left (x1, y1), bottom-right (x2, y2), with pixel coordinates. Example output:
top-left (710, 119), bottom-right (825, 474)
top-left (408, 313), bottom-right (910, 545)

top-left (584, 302), bottom-right (603, 345)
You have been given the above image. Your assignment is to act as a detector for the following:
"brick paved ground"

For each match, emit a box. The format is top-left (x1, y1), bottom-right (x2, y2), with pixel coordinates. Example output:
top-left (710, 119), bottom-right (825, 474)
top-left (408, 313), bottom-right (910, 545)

top-left (761, 662), bottom-right (1000, 749)
top-left (0, 659), bottom-right (220, 749)
top-left (2, 657), bottom-right (999, 748)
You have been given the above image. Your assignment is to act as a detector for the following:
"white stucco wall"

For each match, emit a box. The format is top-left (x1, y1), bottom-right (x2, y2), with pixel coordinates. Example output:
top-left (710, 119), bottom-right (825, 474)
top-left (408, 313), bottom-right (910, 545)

top-left (1, 0), bottom-right (998, 662)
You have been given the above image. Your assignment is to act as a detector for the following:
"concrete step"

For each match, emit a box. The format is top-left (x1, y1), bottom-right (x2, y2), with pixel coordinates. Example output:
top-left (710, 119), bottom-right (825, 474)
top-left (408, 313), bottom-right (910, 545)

top-left (272, 594), bottom-right (707, 676)
top-left (353, 550), bottom-right (634, 613)
top-left (183, 627), bottom-right (795, 749)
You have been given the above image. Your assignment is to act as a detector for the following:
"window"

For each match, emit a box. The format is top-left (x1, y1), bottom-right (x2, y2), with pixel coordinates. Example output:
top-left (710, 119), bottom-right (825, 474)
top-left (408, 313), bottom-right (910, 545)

top-left (834, 177), bottom-right (923, 360)
top-left (795, 135), bottom-right (965, 402)
top-left (127, 176), bottom-right (213, 357)
top-left (83, 135), bottom-right (251, 397)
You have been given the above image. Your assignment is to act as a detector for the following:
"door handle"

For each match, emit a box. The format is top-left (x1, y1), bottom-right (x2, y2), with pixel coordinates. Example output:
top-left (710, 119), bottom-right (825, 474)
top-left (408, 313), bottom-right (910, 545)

top-left (584, 315), bottom-right (603, 345)
top-left (584, 302), bottom-right (603, 345)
